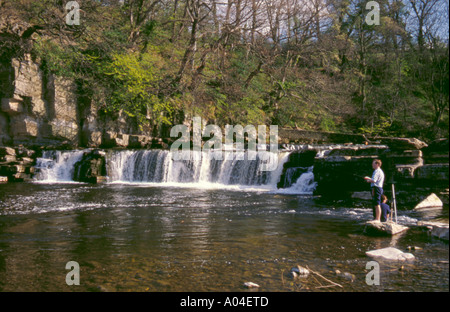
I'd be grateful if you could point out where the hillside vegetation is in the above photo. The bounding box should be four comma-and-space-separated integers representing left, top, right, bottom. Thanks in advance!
1, 0, 448, 141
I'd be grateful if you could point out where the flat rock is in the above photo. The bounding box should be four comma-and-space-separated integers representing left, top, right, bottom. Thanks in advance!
364, 221, 409, 235
414, 193, 443, 210
366, 247, 415, 261
372, 137, 428, 150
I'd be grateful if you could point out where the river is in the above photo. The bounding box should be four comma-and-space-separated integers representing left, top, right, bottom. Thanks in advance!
0, 150, 448, 292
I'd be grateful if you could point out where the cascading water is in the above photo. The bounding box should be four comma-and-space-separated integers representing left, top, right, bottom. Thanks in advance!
277, 167, 317, 194
106, 150, 290, 188
33, 149, 318, 194
34, 150, 85, 182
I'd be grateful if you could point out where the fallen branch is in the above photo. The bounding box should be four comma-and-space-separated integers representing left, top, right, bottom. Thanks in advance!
306, 265, 343, 289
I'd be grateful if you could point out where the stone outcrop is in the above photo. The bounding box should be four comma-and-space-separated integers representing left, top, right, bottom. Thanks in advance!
73, 150, 107, 183
422, 138, 449, 164
309, 138, 448, 208
277, 149, 317, 188
312, 145, 390, 198
0, 53, 155, 149
369, 136, 428, 150
0, 145, 37, 182
279, 129, 367, 145
0, 54, 78, 145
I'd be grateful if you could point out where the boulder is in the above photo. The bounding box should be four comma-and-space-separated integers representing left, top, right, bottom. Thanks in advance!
414, 193, 443, 210
11, 172, 31, 182
1, 155, 17, 162
73, 150, 107, 183
364, 220, 409, 236
101, 131, 118, 148
0, 146, 16, 156
366, 247, 415, 261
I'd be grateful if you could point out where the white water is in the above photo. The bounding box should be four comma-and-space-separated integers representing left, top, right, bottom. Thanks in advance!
33, 149, 318, 194
34, 150, 85, 182
276, 167, 317, 195
107, 150, 290, 187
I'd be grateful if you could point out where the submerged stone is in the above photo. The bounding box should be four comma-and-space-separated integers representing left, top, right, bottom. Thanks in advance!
417, 221, 449, 241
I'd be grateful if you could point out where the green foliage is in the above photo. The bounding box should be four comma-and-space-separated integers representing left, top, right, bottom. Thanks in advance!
358, 116, 392, 136
32, 38, 81, 78
320, 116, 337, 132
99, 52, 173, 125
3, 0, 447, 140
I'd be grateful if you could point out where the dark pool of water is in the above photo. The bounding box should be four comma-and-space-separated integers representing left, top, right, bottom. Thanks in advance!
0, 183, 448, 292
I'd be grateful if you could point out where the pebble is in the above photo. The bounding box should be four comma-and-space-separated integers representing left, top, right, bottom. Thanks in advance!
335, 270, 356, 282
290, 265, 310, 278
243, 282, 260, 288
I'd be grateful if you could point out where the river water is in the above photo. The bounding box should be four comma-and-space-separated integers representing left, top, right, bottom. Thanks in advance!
0, 150, 448, 292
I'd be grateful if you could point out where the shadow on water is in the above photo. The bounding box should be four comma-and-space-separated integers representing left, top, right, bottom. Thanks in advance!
0, 182, 448, 292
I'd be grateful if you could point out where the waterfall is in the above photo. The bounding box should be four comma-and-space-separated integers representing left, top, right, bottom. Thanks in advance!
106, 150, 290, 188
278, 167, 317, 194
34, 150, 85, 182
33, 149, 318, 194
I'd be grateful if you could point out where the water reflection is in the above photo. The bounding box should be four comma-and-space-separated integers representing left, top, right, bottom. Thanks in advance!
0, 182, 448, 291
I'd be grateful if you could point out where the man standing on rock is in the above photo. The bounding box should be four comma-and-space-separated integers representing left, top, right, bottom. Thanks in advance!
364, 159, 385, 222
